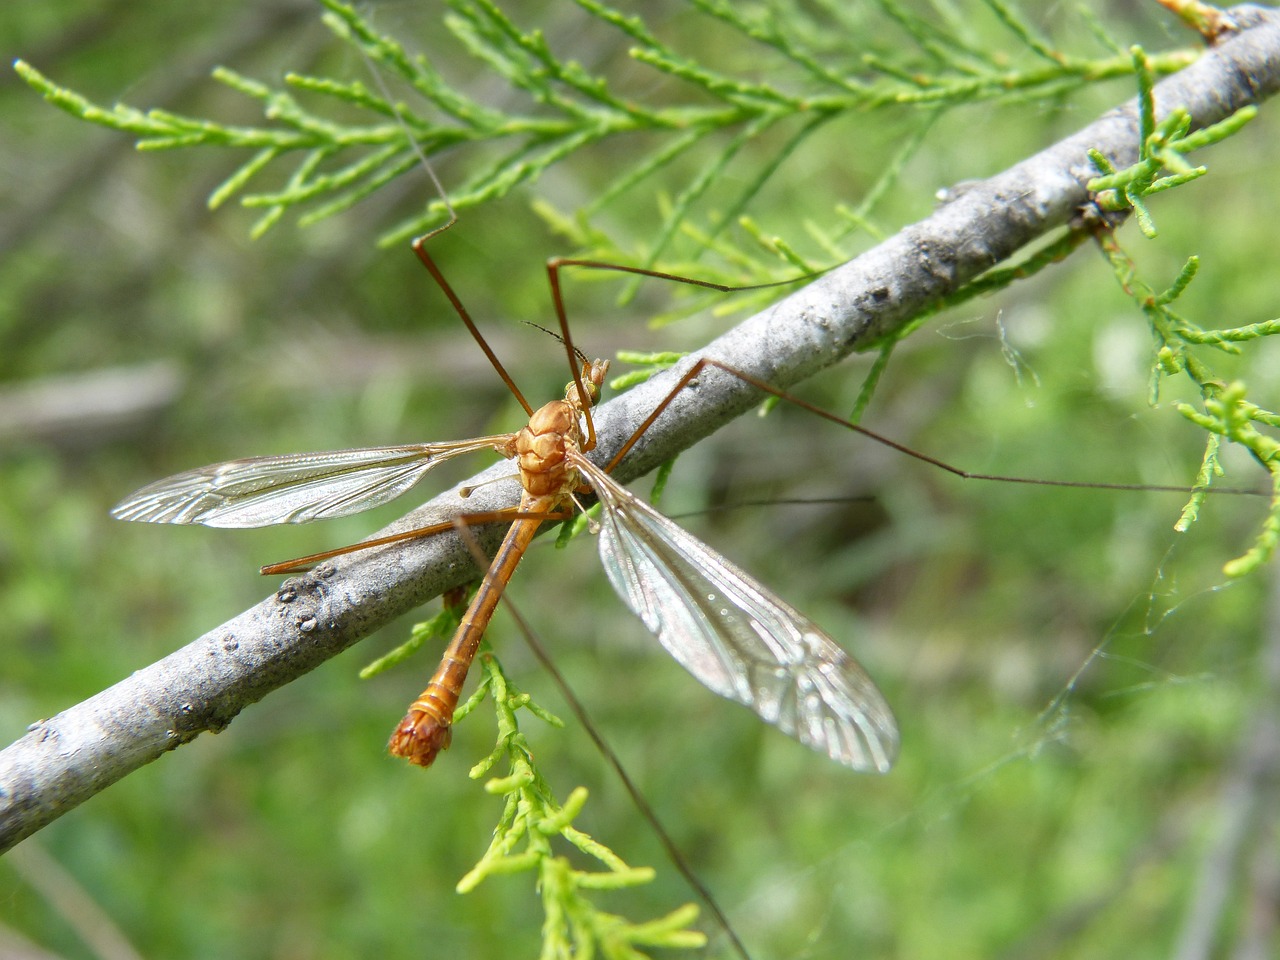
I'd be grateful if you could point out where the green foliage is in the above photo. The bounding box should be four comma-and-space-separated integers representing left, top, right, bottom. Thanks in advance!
1088, 46, 1258, 237
456, 654, 704, 960
1178, 385, 1280, 576
359, 593, 466, 679
608, 350, 685, 391
350, 568, 699, 955
14, 0, 1195, 261
6, 2, 1280, 959
359, 598, 703, 956
1093, 234, 1280, 573
1081, 46, 1278, 576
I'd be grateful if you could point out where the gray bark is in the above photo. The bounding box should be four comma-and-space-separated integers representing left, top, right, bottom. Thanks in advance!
4, 6, 1279, 853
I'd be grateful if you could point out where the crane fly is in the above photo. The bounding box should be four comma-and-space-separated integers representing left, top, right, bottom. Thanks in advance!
110, 235, 900, 774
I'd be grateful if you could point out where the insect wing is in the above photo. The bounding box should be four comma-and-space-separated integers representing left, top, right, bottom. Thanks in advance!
576, 457, 898, 773
111, 437, 512, 528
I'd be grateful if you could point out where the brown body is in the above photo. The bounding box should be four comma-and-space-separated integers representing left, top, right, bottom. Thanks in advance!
388, 375, 601, 766
109, 236, 902, 776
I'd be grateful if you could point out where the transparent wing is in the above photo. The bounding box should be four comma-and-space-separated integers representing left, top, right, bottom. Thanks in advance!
575, 456, 898, 773
111, 437, 512, 528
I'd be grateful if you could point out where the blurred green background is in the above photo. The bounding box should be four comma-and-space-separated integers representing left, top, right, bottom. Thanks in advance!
3, 2, 1278, 958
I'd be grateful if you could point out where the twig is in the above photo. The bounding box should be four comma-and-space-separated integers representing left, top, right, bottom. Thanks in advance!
3, 6, 1279, 852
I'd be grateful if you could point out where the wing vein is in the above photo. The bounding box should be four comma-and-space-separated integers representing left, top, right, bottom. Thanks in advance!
111, 437, 511, 527
573, 455, 898, 773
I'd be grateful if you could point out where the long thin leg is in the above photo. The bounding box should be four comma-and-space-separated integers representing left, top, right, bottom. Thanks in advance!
492, 590, 754, 960
544, 257, 818, 455
395, 153, 534, 417
523, 257, 1263, 499
412, 236, 534, 417
602, 357, 1266, 499
259, 508, 570, 575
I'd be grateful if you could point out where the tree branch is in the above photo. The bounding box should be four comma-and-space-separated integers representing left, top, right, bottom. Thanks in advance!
4, 6, 1279, 853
